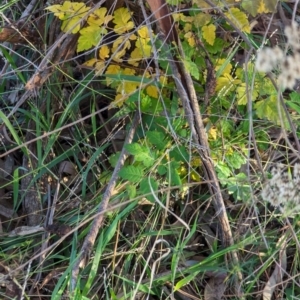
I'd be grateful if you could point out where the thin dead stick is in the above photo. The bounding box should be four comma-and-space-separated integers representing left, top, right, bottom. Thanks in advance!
145, 0, 244, 296
70, 110, 140, 291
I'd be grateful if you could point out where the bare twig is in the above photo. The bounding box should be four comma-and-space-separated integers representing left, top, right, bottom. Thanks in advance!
70, 111, 140, 290
145, 0, 244, 296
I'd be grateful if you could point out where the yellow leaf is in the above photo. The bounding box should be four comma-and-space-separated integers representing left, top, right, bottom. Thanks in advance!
112, 36, 131, 53
129, 33, 137, 40
105, 65, 121, 85
94, 60, 106, 76
146, 85, 158, 98
183, 23, 192, 32
191, 171, 201, 182
48, 1, 90, 33
236, 83, 259, 105
202, 24, 216, 46
111, 37, 131, 62
112, 93, 127, 107
105, 64, 121, 74
112, 49, 126, 63
137, 26, 150, 39
83, 58, 98, 67
184, 32, 195, 47
99, 45, 110, 60
77, 25, 106, 52
83, 58, 106, 75
129, 48, 142, 66
180, 15, 194, 23
87, 7, 113, 26
257, 0, 269, 14
117, 71, 138, 95
128, 36, 151, 65
192, 0, 214, 8
135, 37, 151, 56
216, 73, 241, 92
194, 13, 212, 27
208, 126, 218, 140
215, 59, 232, 75
46, 4, 65, 19
123, 68, 136, 76
225, 7, 251, 33
113, 7, 134, 34
117, 81, 138, 95
61, 18, 82, 34
47, 1, 89, 18
172, 13, 182, 22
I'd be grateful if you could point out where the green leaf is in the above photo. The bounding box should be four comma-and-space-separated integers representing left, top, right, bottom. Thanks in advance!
139, 177, 158, 202
146, 131, 167, 150
157, 165, 167, 176
109, 152, 121, 168
125, 143, 155, 167
170, 161, 182, 186
226, 151, 246, 169
175, 273, 197, 291
170, 146, 189, 162
126, 184, 136, 199
183, 58, 200, 80
216, 162, 231, 181
254, 95, 286, 126
119, 165, 144, 183
204, 37, 225, 54
125, 143, 143, 155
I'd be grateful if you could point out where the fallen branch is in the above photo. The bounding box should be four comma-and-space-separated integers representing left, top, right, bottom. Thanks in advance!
70, 111, 140, 291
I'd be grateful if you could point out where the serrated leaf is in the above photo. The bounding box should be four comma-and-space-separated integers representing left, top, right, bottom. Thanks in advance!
87, 7, 112, 26
47, 1, 90, 33
137, 26, 150, 39
113, 7, 134, 34
146, 85, 158, 98
99, 45, 110, 60
119, 165, 144, 183
241, 0, 260, 17
126, 184, 136, 199
125, 143, 154, 167
193, 13, 212, 27
202, 24, 216, 46
236, 83, 259, 105
125, 143, 143, 155
105, 65, 121, 85
77, 26, 106, 52
183, 58, 199, 80
184, 32, 195, 47
215, 58, 232, 76
146, 131, 166, 150
226, 151, 246, 169
109, 152, 120, 168
225, 7, 251, 33
263, 0, 277, 12
204, 37, 224, 54
170, 146, 189, 162
254, 95, 288, 127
